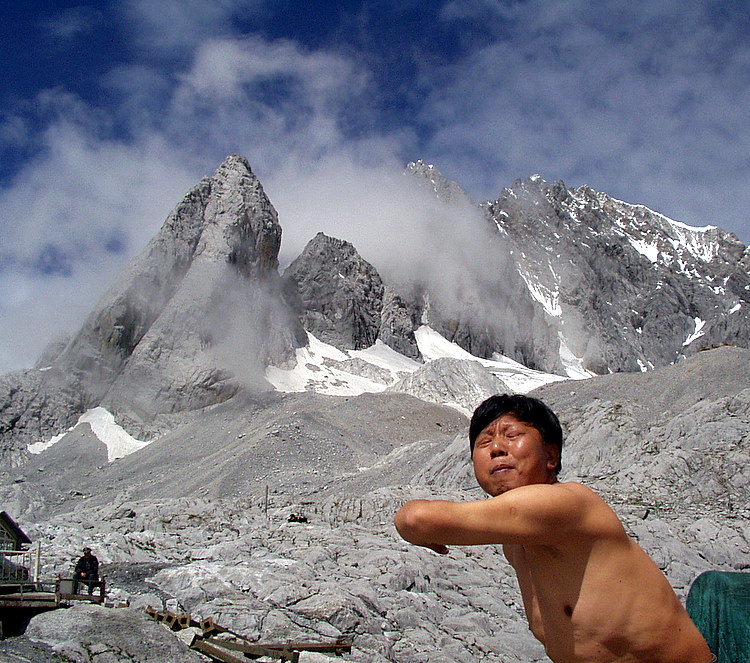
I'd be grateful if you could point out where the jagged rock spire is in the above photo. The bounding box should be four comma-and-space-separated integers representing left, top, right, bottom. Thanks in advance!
46, 155, 303, 429
283, 232, 419, 358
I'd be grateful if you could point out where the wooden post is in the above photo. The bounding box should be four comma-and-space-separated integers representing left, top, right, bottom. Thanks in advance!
33, 541, 41, 584
192, 640, 248, 663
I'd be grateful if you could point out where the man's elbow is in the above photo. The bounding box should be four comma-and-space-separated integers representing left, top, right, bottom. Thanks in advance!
394, 500, 435, 544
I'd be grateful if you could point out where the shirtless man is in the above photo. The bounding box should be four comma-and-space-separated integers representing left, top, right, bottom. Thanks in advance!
394, 394, 712, 663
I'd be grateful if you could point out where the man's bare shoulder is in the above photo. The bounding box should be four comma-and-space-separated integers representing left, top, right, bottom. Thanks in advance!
549, 481, 609, 503
499, 481, 626, 541
500, 481, 608, 509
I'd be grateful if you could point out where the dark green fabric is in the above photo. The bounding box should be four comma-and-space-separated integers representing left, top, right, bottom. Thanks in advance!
687, 571, 750, 663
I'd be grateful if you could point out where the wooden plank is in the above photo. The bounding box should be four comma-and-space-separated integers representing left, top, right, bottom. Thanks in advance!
205, 639, 297, 661
214, 639, 351, 654
0, 598, 60, 608
207, 638, 351, 659
191, 639, 249, 663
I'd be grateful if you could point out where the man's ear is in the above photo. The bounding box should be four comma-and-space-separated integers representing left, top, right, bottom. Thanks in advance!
545, 443, 560, 472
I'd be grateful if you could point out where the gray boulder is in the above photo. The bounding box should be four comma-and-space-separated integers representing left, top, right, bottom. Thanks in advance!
23, 604, 205, 662
387, 357, 510, 414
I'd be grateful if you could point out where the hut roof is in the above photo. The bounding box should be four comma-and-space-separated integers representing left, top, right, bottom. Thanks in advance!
0, 511, 32, 547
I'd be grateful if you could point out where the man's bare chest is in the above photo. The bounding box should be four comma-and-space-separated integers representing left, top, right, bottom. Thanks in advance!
505, 544, 583, 627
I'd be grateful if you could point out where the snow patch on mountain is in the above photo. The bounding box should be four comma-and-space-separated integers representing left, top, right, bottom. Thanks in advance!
518, 267, 562, 317
683, 317, 707, 346
265, 332, 420, 396
637, 358, 656, 372
266, 325, 570, 401
416, 326, 571, 392
28, 407, 151, 462
607, 196, 721, 266
558, 333, 596, 379
628, 237, 660, 263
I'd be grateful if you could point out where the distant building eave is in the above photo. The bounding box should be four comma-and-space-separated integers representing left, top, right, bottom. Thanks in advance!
0, 511, 32, 547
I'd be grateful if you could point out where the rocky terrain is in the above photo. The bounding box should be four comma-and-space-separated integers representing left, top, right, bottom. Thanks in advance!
2, 345, 748, 662
1, 155, 749, 661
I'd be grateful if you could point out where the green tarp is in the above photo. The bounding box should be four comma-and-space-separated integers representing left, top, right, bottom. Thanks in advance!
687, 571, 750, 663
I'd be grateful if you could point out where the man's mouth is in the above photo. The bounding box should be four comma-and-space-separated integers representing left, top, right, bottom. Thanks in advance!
491, 464, 514, 475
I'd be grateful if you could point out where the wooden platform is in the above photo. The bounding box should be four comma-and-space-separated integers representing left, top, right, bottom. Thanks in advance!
0, 578, 105, 608
0, 591, 62, 609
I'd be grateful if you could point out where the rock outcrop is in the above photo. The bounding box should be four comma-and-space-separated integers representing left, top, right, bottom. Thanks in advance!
0, 368, 82, 468
60, 154, 304, 424
387, 357, 510, 414
284, 233, 390, 351
0, 156, 306, 458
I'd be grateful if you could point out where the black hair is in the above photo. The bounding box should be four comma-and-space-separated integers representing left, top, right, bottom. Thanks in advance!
469, 394, 563, 474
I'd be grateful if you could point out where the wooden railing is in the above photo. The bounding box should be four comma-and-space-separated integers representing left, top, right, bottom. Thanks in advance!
0, 541, 40, 584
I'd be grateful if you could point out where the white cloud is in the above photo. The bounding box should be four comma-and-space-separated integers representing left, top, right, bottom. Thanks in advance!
164, 35, 375, 170
266, 154, 506, 324
0, 109, 199, 372
427, 0, 750, 234
121, 0, 266, 57
37, 6, 103, 40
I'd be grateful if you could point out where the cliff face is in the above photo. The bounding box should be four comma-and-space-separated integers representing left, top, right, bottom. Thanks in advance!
1, 156, 304, 461
282, 166, 750, 378
58, 155, 303, 423
283, 233, 388, 351
482, 176, 750, 374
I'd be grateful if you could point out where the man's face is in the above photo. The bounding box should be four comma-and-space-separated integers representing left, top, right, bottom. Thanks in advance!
472, 414, 559, 496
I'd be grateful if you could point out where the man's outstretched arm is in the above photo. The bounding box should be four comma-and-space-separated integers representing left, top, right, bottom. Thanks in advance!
395, 483, 619, 552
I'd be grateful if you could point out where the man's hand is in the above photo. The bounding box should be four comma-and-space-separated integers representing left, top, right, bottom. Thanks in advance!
423, 542, 449, 555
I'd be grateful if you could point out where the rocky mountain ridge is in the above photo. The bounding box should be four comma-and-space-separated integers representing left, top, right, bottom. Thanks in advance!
482, 174, 750, 373
3, 154, 749, 465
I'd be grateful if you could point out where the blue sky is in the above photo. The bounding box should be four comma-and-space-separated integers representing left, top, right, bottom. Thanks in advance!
2, 0, 749, 373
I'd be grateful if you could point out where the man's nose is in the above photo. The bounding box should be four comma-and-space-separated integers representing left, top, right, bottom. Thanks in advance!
489, 436, 507, 456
